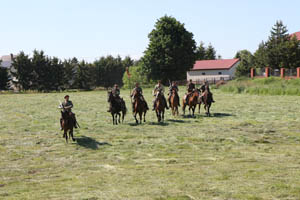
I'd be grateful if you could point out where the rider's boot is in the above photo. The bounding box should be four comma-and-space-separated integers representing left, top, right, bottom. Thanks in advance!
164, 97, 169, 109
107, 103, 112, 112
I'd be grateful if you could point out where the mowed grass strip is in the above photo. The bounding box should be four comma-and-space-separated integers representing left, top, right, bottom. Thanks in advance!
1, 87, 300, 200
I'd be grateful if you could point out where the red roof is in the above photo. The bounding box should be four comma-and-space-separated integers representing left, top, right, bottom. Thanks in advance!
192, 58, 240, 70
290, 31, 300, 40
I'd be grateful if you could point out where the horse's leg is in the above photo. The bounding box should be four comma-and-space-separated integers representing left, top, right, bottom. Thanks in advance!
182, 99, 185, 115
162, 110, 164, 122
118, 113, 121, 124
143, 111, 146, 122
134, 112, 138, 124
139, 111, 142, 124
70, 128, 75, 142
65, 130, 68, 143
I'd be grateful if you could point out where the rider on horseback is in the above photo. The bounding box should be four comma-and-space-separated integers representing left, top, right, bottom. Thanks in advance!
152, 80, 169, 110
60, 95, 78, 130
131, 82, 149, 112
185, 79, 196, 105
199, 81, 215, 103
168, 81, 180, 107
107, 84, 121, 112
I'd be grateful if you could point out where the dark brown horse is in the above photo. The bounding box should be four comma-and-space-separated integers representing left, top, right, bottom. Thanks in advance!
132, 90, 147, 124
107, 91, 127, 125
182, 90, 199, 116
61, 111, 75, 143
170, 88, 179, 116
154, 90, 166, 122
198, 90, 213, 117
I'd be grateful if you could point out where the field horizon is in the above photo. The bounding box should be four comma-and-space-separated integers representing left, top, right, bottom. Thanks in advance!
1, 87, 300, 200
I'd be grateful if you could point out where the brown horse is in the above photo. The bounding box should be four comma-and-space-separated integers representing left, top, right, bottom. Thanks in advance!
154, 90, 166, 122
198, 90, 213, 117
170, 88, 179, 116
132, 91, 148, 124
61, 111, 75, 143
182, 90, 199, 116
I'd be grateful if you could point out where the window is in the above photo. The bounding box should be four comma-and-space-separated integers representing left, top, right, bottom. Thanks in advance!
202, 72, 206, 75
218, 72, 222, 75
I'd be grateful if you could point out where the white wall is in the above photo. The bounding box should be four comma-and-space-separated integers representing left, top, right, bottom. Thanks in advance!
186, 61, 239, 81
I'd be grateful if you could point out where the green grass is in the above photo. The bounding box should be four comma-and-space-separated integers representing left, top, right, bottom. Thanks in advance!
220, 77, 300, 95
1, 87, 300, 199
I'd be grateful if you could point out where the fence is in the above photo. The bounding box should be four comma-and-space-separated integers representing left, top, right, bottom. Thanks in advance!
251, 67, 300, 79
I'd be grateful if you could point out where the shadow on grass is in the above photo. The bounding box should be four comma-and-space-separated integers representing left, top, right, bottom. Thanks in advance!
148, 122, 169, 126
181, 114, 197, 119
166, 119, 190, 123
76, 136, 111, 150
212, 113, 234, 118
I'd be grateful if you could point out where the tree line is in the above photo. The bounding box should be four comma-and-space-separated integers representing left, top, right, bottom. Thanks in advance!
235, 20, 300, 77
1, 15, 220, 91
2, 50, 134, 91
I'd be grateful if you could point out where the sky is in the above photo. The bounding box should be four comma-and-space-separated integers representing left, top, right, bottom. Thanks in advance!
1, 0, 300, 61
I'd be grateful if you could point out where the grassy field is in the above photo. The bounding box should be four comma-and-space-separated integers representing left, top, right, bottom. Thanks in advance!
1, 87, 300, 200
220, 77, 300, 96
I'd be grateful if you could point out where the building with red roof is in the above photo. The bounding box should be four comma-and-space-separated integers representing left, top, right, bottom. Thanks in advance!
187, 58, 240, 82
290, 31, 300, 40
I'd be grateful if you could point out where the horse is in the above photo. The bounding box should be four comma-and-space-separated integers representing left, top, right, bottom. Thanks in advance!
182, 90, 199, 116
107, 91, 127, 125
132, 90, 148, 124
198, 90, 213, 117
170, 88, 179, 116
61, 111, 75, 143
154, 90, 166, 122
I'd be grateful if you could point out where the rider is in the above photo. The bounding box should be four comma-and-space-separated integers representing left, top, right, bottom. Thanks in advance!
60, 95, 78, 130
168, 81, 180, 107
185, 79, 196, 105
131, 82, 149, 112
152, 80, 169, 110
200, 81, 215, 103
107, 84, 121, 112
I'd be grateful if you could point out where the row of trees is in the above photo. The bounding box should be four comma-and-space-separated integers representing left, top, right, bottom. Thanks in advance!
2, 15, 220, 91
6, 50, 133, 91
235, 21, 300, 77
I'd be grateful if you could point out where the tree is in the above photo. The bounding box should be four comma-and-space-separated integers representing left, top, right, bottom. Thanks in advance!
142, 15, 196, 83
265, 20, 290, 69
122, 64, 149, 89
205, 43, 217, 60
10, 52, 34, 90
63, 58, 79, 89
195, 41, 206, 60
234, 50, 254, 77
253, 41, 268, 69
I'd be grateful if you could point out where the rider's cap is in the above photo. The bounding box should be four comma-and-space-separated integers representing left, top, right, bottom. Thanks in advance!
190, 79, 192, 82
64, 95, 69, 99
114, 84, 118, 87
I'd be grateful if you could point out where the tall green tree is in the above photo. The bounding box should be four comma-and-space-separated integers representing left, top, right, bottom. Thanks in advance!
142, 15, 196, 83
63, 57, 78, 89
265, 20, 290, 69
10, 52, 33, 90
195, 41, 206, 60
234, 50, 254, 77
205, 43, 217, 60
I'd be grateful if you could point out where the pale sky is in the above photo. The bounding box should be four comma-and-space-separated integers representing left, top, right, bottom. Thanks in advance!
1, 0, 299, 61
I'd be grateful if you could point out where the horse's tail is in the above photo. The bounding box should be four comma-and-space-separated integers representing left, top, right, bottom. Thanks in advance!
76, 121, 80, 128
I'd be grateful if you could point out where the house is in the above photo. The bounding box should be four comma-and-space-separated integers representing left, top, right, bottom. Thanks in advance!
0, 55, 13, 69
186, 58, 240, 82
290, 31, 300, 40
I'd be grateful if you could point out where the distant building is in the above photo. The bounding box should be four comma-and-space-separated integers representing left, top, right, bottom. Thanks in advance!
186, 58, 240, 82
0, 55, 14, 69
290, 31, 300, 40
